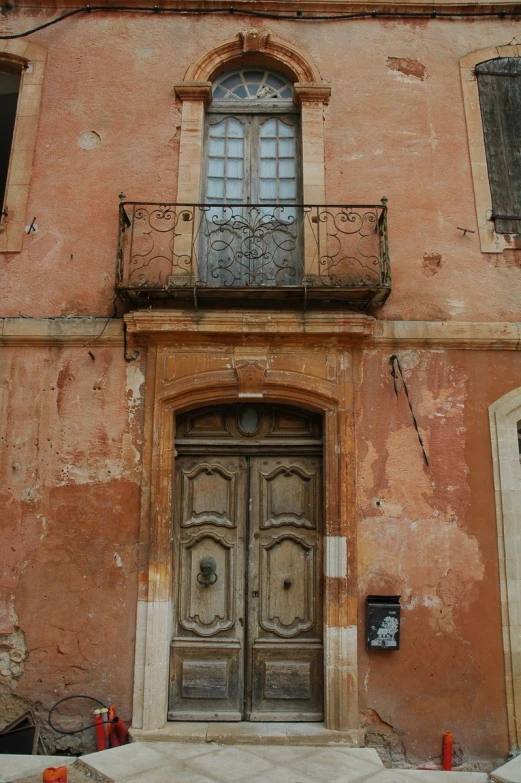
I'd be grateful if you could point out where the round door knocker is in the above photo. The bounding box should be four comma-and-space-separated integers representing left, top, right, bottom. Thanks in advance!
197, 557, 218, 587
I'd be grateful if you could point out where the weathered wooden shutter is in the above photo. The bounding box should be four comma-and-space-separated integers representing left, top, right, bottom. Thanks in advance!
476, 58, 521, 234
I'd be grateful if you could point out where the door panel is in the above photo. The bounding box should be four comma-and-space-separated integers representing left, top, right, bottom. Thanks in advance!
247, 456, 323, 721
250, 645, 324, 721
169, 455, 247, 720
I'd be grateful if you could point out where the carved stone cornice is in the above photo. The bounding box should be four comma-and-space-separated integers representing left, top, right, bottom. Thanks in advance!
174, 82, 212, 106
2, 315, 521, 351
0, 317, 123, 346
294, 83, 331, 105
124, 310, 376, 342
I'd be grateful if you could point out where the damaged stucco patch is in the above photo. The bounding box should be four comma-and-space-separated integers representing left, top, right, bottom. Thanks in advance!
387, 56, 426, 80
363, 708, 407, 766
422, 252, 443, 276
0, 628, 27, 683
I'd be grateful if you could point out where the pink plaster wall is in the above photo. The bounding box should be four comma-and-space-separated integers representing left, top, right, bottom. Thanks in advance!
357, 349, 521, 764
0, 12, 520, 318
0, 345, 144, 750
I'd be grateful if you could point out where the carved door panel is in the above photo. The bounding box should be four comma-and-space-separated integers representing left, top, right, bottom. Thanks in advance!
169, 455, 247, 720
247, 456, 323, 721
169, 414, 323, 722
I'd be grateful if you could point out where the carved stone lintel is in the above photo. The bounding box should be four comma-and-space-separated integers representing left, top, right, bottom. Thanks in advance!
239, 29, 270, 53
174, 81, 213, 106
294, 82, 331, 106
235, 360, 266, 398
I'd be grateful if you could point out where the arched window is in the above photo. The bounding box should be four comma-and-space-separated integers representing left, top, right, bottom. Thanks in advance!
200, 68, 301, 286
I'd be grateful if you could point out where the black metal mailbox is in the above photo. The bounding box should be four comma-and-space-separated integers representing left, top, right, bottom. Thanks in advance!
366, 596, 401, 650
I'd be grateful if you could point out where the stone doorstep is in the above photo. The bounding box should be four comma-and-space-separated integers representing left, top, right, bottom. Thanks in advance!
129, 721, 364, 746
492, 753, 521, 783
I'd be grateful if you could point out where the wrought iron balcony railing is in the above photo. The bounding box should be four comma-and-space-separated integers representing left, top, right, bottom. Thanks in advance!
116, 201, 391, 308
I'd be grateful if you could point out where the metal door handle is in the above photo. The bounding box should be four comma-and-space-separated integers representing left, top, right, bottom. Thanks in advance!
197, 557, 218, 587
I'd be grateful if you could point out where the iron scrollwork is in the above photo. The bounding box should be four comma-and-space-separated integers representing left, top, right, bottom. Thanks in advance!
116, 200, 390, 304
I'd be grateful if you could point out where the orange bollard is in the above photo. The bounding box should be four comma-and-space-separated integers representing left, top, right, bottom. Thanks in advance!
43, 767, 67, 783
442, 731, 453, 771
112, 716, 129, 745
93, 709, 108, 751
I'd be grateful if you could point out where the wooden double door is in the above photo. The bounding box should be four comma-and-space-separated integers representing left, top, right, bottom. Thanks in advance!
169, 405, 323, 721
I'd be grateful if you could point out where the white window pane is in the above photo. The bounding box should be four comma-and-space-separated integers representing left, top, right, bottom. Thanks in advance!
280, 179, 296, 199
213, 69, 293, 102
266, 74, 285, 89
208, 158, 225, 177
227, 158, 243, 178
222, 73, 242, 89
260, 179, 277, 199
260, 159, 277, 178
261, 139, 277, 158
207, 178, 225, 198
279, 158, 295, 178
227, 138, 244, 157
210, 121, 226, 138
260, 119, 278, 138
209, 138, 225, 156
226, 179, 243, 199
227, 118, 244, 138
279, 139, 295, 157
278, 122, 295, 138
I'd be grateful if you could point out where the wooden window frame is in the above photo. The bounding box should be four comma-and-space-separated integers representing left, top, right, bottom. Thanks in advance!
460, 45, 521, 253
0, 41, 47, 254
203, 109, 302, 204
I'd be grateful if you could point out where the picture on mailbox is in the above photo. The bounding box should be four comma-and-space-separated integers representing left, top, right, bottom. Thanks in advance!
366, 596, 401, 650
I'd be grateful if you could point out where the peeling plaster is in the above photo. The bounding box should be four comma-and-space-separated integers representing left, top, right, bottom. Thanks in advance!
387, 56, 426, 80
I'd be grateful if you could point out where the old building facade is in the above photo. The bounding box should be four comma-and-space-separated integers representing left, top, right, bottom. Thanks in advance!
1, 0, 521, 767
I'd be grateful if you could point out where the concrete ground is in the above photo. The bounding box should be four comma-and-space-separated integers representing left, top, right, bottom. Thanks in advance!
1, 743, 495, 783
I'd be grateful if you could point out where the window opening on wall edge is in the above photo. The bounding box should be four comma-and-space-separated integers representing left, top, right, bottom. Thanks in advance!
0, 61, 22, 220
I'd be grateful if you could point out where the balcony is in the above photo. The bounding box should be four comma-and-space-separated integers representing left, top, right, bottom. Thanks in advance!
115, 201, 391, 308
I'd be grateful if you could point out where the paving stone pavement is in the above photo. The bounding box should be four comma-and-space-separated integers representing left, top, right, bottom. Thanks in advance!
77, 742, 492, 783
491, 753, 521, 782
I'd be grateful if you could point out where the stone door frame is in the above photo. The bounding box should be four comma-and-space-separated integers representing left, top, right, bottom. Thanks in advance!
489, 386, 521, 750
128, 316, 366, 735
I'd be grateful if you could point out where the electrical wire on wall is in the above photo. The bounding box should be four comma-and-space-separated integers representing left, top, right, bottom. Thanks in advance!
389, 354, 429, 467
1, 3, 521, 39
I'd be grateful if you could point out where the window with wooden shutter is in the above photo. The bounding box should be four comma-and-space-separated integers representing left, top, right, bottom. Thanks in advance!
476, 58, 521, 235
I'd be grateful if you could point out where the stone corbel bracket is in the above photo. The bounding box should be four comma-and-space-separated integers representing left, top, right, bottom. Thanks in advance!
294, 83, 331, 106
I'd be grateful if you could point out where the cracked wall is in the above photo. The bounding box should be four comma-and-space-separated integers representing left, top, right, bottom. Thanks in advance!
357, 349, 521, 766
0, 344, 144, 752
